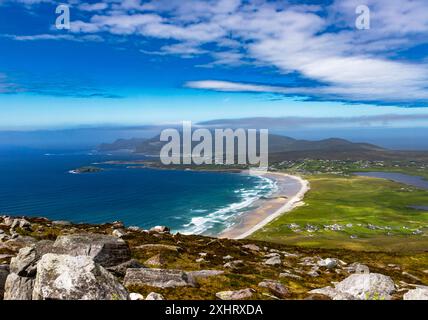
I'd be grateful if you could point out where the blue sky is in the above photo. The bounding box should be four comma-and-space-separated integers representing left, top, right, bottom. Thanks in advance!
1, 0, 428, 130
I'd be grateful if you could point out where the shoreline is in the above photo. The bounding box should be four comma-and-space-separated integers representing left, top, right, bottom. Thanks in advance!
218, 172, 310, 240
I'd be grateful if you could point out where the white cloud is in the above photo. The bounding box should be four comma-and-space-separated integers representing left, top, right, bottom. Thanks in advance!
8, 0, 428, 104
78, 2, 108, 12
2, 33, 103, 42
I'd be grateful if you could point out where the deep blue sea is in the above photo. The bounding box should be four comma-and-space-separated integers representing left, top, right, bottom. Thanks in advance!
0, 148, 275, 235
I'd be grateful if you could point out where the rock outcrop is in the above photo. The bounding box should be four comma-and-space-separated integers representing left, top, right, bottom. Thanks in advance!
403, 286, 428, 300
124, 268, 196, 288
310, 273, 395, 300
32, 254, 128, 300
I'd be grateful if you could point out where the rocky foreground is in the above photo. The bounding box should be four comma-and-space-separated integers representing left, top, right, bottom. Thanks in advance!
0, 216, 427, 300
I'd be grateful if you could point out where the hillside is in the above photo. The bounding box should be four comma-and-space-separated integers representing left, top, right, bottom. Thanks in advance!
1, 216, 427, 300
98, 133, 428, 161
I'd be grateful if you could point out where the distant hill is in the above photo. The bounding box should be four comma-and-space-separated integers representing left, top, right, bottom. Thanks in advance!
97, 133, 428, 161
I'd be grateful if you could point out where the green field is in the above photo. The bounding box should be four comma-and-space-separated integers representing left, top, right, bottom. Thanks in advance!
251, 174, 428, 252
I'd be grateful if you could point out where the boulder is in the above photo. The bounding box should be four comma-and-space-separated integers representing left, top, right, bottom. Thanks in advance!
10, 240, 55, 277
149, 226, 170, 233
310, 273, 395, 300
264, 256, 281, 266
32, 253, 128, 300
146, 292, 165, 300
3, 273, 34, 300
258, 280, 289, 298
112, 229, 127, 238
279, 272, 302, 280
106, 259, 145, 277
2, 217, 14, 227
242, 244, 260, 251
216, 288, 254, 300
53, 234, 131, 267
317, 258, 338, 269
187, 270, 224, 279
403, 286, 428, 300
0, 264, 9, 299
3, 236, 37, 252
129, 292, 145, 300
224, 260, 244, 269
346, 262, 370, 274
124, 268, 196, 288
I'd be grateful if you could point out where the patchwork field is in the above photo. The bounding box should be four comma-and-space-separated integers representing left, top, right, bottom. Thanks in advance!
251, 174, 428, 252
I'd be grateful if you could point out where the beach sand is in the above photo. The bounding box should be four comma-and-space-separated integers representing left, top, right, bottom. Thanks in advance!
218, 172, 310, 239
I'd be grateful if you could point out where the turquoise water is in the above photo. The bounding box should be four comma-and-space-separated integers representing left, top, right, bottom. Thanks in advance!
0, 149, 275, 235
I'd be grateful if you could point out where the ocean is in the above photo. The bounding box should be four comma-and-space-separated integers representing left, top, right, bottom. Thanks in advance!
0, 148, 276, 235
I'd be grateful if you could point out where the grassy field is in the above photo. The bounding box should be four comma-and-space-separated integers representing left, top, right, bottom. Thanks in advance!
251, 174, 428, 252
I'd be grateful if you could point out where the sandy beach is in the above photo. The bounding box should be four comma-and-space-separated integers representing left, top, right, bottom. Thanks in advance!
218, 172, 310, 239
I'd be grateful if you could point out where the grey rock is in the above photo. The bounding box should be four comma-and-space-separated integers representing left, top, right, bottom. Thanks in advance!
146, 292, 165, 300
317, 258, 338, 269
3, 236, 37, 252
149, 226, 170, 233
224, 260, 244, 269
258, 280, 289, 298
124, 268, 196, 288
10, 240, 55, 277
3, 273, 35, 300
32, 253, 128, 300
242, 244, 260, 251
311, 273, 395, 300
187, 270, 224, 279
264, 256, 281, 266
106, 259, 145, 277
279, 272, 302, 280
346, 262, 370, 274
216, 288, 254, 300
129, 292, 144, 300
0, 264, 9, 299
145, 254, 167, 266
403, 286, 428, 300
53, 233, 131, 267
112, 229, 127, 238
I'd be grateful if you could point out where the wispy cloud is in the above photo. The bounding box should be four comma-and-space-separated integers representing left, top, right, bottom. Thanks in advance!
3, 0, 428, 105
198, 114, 428, 128
2, 33, 103, 42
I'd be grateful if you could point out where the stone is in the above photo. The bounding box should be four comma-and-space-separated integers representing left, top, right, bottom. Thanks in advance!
145, 254, 167, 266
53, 234, 131, 267
311, 273, 395, 300
224, 260, 244, 269
187, 270, 224, 279
242, 244, 260, 251
32, 254, 128, 300
112, 229, 127, 238
106, 259, 145, 277
0, 264, 9, 299
317, 258, 338, 269
124, 268, 196, 288
335, 273, 395, 300
279, 272, 302, 280
258, 280, 289, 298
403, 286, 428, 300
129, 292, 145, 300
264, 256, 281, 266
146, 292, 165, 300
4, 236, 37, 252
2, 217, 14, 226
216, 288, 254, 300
149, 226, 170, 233
10, 240, 55, 277
346, 262, 370, 274
127, 226, 142, 232
3, 273, 35, 300
223, 255, 233, 260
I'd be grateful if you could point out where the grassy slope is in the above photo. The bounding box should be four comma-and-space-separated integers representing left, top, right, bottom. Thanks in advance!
251, 174, 428, 252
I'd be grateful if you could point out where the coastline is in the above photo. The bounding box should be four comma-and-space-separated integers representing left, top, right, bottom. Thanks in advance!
218, 172, 310, 240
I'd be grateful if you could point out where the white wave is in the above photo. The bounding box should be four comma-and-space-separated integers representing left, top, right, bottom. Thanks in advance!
179, 175, 278, 235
